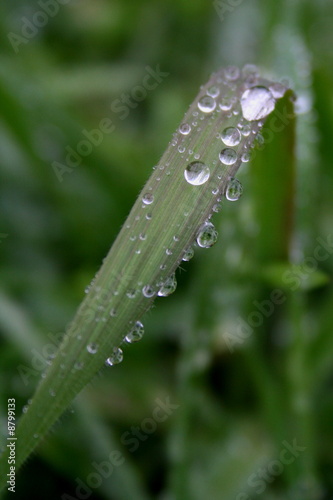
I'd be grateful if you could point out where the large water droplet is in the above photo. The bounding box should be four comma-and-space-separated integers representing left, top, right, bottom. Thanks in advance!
142, 193, 154, 205
184, 161, 210, 186
87, 343, 98, 354
240, 86, 275, 121
105, 347, 123, 366
198, 95, 216, 113
158, 273, 177, 297
221, 127, 241, 147
219, 148, 238, 165
226, 177, 243, 201
196, 222, 218, 248
125, 321, 144, 343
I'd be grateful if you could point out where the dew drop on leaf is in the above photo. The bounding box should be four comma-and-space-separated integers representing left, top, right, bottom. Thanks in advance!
197, 95, 216, 113
240, 86, 276, 121
184, 161, 210, 185
179, 123, 191, 135
219, 148, 238, 165
105, 347, 123, 366
142, 285, 156, 298
125, 321, 144, 343
221, 127, 241, 146
182, 246, 195, 262
226, 177, 243, 201
142, 193, 154, 205
196, 222, 218, 248
158, 273, 177, 297
87, 343, 98, 354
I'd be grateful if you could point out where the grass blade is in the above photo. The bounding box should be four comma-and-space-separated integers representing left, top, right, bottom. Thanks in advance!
0, 66, 292, 487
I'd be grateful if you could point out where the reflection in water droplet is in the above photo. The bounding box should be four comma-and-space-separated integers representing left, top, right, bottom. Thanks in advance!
196, 222, 218, 248
226, 178, 243, 201
221, 127, 241, 147
182, 246, 194, 262
241, 86, 275, 121
105, 347, 123, 366
198, 95, 216, 113
142, 193, 154, 205
179, 123, 191, 135
125, 321, 144, 343
158, 273, 177, 297
219, 148, 238, 165
87, 343, 98, 354
184, 161, 210, 186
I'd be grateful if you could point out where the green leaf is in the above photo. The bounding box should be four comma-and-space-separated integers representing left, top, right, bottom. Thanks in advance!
0, 66, 293, 488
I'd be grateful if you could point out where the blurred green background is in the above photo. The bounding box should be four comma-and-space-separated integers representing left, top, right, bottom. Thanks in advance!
1, 0, 333, 499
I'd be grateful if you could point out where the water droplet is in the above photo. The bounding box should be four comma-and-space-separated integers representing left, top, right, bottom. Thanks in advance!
226, 178, 243, 201
146, 213, 152, 220
139, 233, 146, 240
198, 95, 216, 113
126, 289, 136, 299
269, 82, 286, 99
178, 145, 185, 153
219, 148, 238, 165
221, 127, 241, 147
241, 152, 251, 162
219, 97, 232, 111
184, 161, 210, 186
74, 361, 84, 370
110, 308, 117, 317
105, 347, 123, 366
241, 124, 251, 136
87, 343, 98, 354
240, 86, 275, 121
158, 273, 177, 297
182, 246, 194, 262
49, 389, 56, 397
142, 285, 156, 298
224, 66, 240, 80
142, 193, 154, 205
242, 64, 259, 78
207, 85, 220, 98
179, 123, 191, 135
125, 321, 144, 343
196, 222, 218, 248
22, 405, 28, 414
